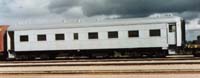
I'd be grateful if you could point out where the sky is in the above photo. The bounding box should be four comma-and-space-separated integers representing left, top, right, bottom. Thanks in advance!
0, 0, 200, 25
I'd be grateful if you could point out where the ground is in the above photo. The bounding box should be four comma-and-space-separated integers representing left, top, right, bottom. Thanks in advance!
1, 73, 200, 78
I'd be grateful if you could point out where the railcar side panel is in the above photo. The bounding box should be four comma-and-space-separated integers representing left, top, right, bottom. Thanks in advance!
13, 23, 168, 52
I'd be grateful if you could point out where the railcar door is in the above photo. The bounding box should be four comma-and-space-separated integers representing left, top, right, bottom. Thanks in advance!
168, 23, 177, 45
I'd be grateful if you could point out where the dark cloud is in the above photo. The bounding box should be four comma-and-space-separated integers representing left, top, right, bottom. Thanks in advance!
82, 0, 200, 18
48, 0, 200, 19
179, 11, 200, 19
48, 0, 80, 14
1, 0, 200, 25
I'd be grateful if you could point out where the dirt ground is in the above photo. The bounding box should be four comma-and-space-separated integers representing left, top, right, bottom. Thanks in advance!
1, 73, 200, 78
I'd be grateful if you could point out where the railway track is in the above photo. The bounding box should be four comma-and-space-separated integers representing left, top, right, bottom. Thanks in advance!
0, 55, 200, 74
1, 61, 200, 74
0, 55, 199, 67
2, 60, 200, 67
0, 56, 200, 67
0, 55, 197, 63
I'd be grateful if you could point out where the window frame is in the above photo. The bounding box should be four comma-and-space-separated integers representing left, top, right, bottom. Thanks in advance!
74, 33, 79, 40
149, 29, 161, 37
20, 35, 29, 42
55, 34, 65, 40
88, 32, 98, 39
108, 31, 118, 39
128, 30, 139, 38
37, 34, 47, 41
169, 23, 176, 32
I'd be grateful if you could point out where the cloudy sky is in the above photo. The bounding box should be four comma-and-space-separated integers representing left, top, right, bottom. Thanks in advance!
0, 0, 200, 25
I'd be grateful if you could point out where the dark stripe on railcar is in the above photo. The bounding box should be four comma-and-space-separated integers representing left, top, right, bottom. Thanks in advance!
8, 31, 15, 51
181, 20, 186, 46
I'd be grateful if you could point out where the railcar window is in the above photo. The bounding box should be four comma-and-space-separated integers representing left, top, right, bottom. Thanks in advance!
20, 35, 29, 42
149, 29, 161, 37
198, 35, 200, 41
88, 32, 98, 39
37, 34, 46, 41
169, 23, 176, 32
108, 31, 118, 38
55, 34, 65, 40
128, 30, 139, 37
74, 33, 79, 40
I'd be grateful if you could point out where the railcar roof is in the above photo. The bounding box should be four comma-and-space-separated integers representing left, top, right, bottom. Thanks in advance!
8, 16, 182, 31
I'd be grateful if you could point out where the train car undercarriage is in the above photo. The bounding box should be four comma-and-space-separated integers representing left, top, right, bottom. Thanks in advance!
9, 48, 168, 60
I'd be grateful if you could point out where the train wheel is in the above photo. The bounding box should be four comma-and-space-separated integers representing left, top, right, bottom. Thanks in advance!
146, 52, 154, 58
155, 50, 167, 58
0, 53, 7, 61
40, 54, 50, 60
113, 51, 122, 58
131, 52, 142, 58
16, 55, 28, 60
0, 56, 6, 61
88, 54, 96, 59
193, 53, 200, 57
49, 55, 56, 60
193, 54, 199, 57
193, 50, 200, 57
27, 56, 35, 60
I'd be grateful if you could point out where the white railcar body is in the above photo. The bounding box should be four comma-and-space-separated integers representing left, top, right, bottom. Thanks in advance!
8, 16, 185, 52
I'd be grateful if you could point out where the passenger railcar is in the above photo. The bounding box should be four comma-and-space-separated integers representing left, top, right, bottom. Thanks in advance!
1, 16, 186, 60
